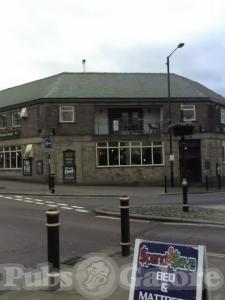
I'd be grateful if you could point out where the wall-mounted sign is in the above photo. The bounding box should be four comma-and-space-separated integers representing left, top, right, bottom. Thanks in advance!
129, 239, 210, 300
23, 158, 32, 176
36, 160, 43, 175
63, 150, 75, 166
63, 166, 76, 183
169, 154, 174, 162
0, 130, 20, 140
44, 136, 52, 152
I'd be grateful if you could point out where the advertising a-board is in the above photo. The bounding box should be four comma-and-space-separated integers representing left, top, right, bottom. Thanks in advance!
129, 239, 208, 300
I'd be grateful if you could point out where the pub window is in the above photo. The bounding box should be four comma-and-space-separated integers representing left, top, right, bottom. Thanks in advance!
59, 106, 75, 123
96, 141, 164, 167
0, 115, 7, 129
181, 105, 196, 122
0, 145, 22, 169
12, 111, 21, 127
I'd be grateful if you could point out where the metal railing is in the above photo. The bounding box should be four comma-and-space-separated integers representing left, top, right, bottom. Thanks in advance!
94, 118, 164, 135
94, 118, 213, 136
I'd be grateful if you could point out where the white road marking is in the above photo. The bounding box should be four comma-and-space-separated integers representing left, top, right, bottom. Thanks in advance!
95, 216, 120, 220
0, 195, 89, 214
75, 209, 89, 213
95, 215, 150, 223
47, 204, 57, 208
61, 206, 73, 210
208, 252, 225, 259
71, 205, 84, 209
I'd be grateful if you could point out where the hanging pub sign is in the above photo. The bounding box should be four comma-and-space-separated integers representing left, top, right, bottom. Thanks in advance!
129, 239, 210, 300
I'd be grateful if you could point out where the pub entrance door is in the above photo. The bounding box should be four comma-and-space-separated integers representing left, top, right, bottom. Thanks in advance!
179, 139, 201, 183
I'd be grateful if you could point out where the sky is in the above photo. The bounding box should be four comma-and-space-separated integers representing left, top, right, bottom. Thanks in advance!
1, 0, 225, 95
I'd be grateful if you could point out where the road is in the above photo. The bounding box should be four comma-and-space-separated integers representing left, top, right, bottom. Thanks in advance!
0, 192, 225, 298
0, 192, 225, 265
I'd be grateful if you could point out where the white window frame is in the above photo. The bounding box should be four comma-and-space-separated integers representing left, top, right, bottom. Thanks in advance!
59, 106, 75, 123
0, 145, 22, 169
12, 111, 21, 127
181, 104, 196, 122
221, 108, 225, 124
96, 141, 164, 167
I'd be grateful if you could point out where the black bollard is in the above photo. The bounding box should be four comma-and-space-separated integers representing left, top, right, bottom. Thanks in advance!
48, 153, 51, 190
205, 175, 209, 192
120, 195, 131, 257
46, 208, 60, 290
51, 173, 55, 194
164, 176, 168, 193
182, 178, 189, 212
218, 174, 221, 190
48, 174, 52, 190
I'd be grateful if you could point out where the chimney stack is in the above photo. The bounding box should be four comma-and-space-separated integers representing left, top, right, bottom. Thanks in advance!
82, 59, 86, 72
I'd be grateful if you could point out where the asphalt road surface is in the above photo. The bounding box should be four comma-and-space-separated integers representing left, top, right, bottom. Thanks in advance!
0, 193, 225, 265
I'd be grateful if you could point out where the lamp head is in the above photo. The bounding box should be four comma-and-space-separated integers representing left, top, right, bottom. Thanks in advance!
177, 43, 185, 48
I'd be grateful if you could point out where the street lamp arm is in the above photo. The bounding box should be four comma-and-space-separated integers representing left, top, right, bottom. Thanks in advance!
167, 43, 185, 61
167, 47, 178, 60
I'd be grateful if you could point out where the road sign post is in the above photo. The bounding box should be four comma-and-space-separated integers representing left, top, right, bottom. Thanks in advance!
44, 136, 53, 191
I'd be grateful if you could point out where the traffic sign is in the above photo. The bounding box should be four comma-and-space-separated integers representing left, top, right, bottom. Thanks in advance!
44, 136, 52, 152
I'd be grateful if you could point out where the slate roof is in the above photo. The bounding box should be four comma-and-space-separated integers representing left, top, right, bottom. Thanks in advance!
0, 72, 224, 109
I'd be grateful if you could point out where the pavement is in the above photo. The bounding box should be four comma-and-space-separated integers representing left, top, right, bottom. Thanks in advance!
0, 179, 223, 197
0, 249, 224, 300
95, 204, 225, 225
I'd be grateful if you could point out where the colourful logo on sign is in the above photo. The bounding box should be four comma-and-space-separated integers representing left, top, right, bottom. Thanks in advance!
139, 245, 197, 272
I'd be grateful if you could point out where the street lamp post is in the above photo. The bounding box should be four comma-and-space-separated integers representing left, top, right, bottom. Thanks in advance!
166, 42, 185, 187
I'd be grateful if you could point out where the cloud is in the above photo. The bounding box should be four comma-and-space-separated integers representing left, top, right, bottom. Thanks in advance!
0, 0, 225, 96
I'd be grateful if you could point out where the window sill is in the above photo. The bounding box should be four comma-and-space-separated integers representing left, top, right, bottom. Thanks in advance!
59, 121, 75, 123
96, 164, 165, 168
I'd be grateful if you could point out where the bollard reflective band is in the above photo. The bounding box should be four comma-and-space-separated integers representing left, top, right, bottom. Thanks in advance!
120, 205, 130, 209
46, 222, 60, 227
46, 210, 59, 216
120, 196, 130, 201
120, 242, 131, 246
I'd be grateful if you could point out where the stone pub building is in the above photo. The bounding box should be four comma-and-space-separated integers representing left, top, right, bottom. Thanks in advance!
0, 72, 224, 185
